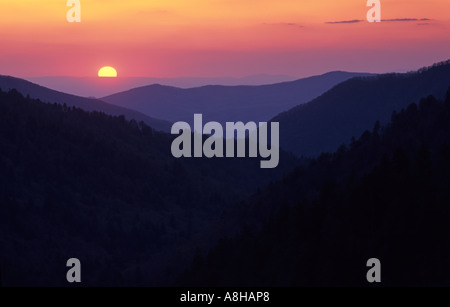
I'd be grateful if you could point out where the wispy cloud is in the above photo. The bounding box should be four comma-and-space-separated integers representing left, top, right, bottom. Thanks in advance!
325, 18, 431, 24
325, 20, 363, 24
263, 22, 304, 28
382, 18, 431, 22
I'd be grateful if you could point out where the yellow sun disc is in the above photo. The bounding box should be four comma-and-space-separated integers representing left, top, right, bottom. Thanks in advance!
98, 66, 117, 77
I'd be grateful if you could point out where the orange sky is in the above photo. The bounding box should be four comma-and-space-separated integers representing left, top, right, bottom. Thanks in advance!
1, 0, 449, 77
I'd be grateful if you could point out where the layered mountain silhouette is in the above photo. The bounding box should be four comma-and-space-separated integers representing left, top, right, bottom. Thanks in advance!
101, 71, 371, 126
3, 59, 450, 287
0, 75, 172, 132
27, 74, 299, 98
273, 60, 450, 157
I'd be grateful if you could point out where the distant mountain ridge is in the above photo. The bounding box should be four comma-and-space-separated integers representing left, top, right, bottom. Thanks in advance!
272, 59, 450, 157
0, 75, 172, 132
101, 71, 372, 126
27, 74, 299, 97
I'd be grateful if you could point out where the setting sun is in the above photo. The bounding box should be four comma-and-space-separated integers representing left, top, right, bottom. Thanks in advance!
98, 66, 117, 77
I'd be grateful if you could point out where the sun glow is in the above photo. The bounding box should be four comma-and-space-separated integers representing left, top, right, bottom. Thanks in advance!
98, 66, 117, 77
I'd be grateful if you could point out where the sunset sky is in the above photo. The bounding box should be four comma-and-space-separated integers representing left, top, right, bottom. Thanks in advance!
1, 0, 450, 78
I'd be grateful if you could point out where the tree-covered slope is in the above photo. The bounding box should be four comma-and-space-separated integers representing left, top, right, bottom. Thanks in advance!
0, 88, 296, 286
179, 90, 450, 286
273, 60, 450, 157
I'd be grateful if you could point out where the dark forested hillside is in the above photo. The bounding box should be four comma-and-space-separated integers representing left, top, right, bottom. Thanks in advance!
0, 88, 297, 286
178, 89, 450, 286
0, 75, 172, 132
274, 60, 450, 157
